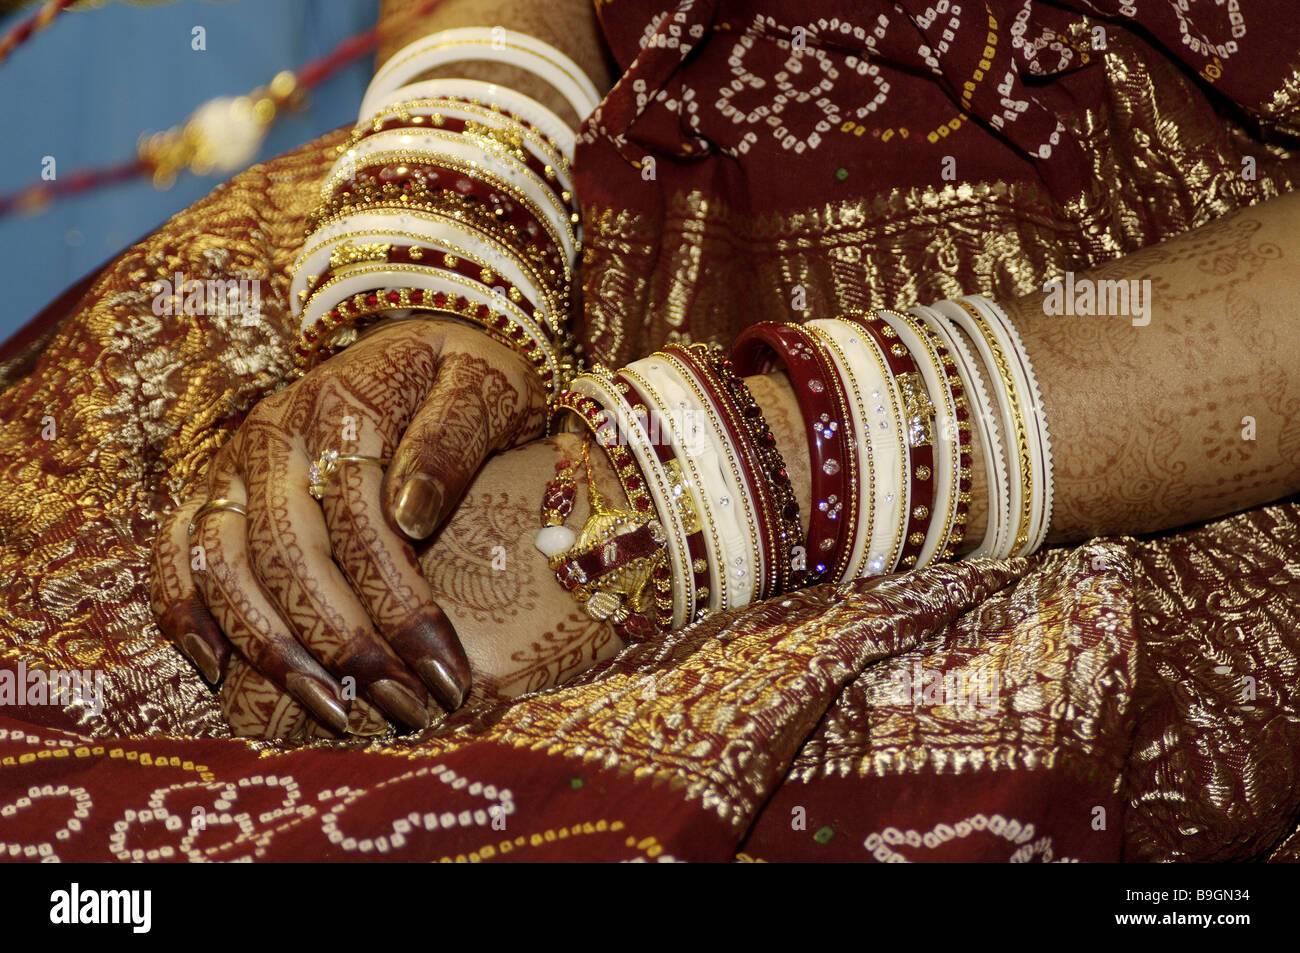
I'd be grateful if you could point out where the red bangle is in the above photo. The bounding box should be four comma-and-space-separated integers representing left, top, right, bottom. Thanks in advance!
927, 325, 974, 559
351, 111, 574, 213
303, 243, 546, 334
731, 321, 855, 585
666, 342, 804, 599
878, 309, 975, 563
299, 286, 552, 384
839, 311, 936, 571
330, 161, 565, 278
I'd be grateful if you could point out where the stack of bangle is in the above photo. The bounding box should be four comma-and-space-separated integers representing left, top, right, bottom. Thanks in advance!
540, 345, 802, 634
288, 27, 598, 394
929, 295, 1054, 558
732, 303, 1028, 583
538, 295, 1052, 641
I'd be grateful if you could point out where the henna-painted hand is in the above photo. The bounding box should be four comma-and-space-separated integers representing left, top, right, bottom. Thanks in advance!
149, 318, 547, 736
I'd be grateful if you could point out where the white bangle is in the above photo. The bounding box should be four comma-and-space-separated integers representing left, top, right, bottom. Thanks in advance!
621, 363, 723, 618
933, 296, 1052, 556
572, 373, 694, 629
300, 263, 558, 385
362, 28, 600, 131
358, 78, 576, 164
293, 208, 564, 325
292, 223, 553, 326
661, 351, 763, 609
963, 295, 1053, 554
630, 356, 756, 613
356, 96, 575, 198
809, 318, 908, 577
877, 308, 961, 569
912, 303, 1010, 561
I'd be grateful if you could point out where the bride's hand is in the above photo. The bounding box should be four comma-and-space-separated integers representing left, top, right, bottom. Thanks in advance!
212, 427, 629, 738
148, 319, 547, 733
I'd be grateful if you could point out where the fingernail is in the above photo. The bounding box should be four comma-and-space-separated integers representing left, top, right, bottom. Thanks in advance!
417, 658, 466, 711
369, 679, 431, 730
394, 473, 443, 539
180, 633, 220, 684
286, 673, 350, 735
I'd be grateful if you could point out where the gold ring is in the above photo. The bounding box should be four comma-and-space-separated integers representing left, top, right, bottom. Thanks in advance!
188, 498, 248, 536
308, 450, 389, 500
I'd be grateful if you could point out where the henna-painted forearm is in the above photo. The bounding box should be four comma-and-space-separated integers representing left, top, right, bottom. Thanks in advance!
998, 190, 1300, 543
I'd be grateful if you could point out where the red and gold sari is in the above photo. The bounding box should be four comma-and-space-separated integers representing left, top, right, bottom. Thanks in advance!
1, 0, 1298, 861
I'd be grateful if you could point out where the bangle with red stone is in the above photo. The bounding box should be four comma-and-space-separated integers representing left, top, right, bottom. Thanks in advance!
347, 106, 574, 215
297, 279, 560, 391
875, 308, 972, 565
311, 159, 568, 286
302, 244, 544, 324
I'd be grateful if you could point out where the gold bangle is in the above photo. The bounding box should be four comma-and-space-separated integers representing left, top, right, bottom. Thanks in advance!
878, 308, 963, 567
297, 263, 560, 385
293, 225, 566, 326
347, 99, 572, 180
305, 194, 563, 292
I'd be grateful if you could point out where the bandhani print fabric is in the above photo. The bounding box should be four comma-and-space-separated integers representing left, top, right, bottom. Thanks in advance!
1, 0, 1300, 861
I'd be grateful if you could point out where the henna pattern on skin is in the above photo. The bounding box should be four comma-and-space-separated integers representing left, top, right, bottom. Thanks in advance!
1009, 197, 1300, 542
420, 490, 543, 624
167, 176, 1300, 737
222, 657, 308, 739
473, 611, 618, 700
152, 317, 549, 732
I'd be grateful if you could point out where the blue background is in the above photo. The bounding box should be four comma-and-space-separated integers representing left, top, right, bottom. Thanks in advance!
0, 0, 380, 341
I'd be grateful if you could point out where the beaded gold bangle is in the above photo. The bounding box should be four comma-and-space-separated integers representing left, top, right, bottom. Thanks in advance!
349, 97, 571, 167
320, 138, 576, 265
297, 270, 561, 388
291, 222, 569, 325
318, 150, 573, 282
345, 102, 574, 212
302, 243, 545, 328
304, 176, 564, 288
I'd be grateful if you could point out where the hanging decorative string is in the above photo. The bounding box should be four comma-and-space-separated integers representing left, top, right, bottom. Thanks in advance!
0, 0, 81, 69
0, 0, 446, 219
